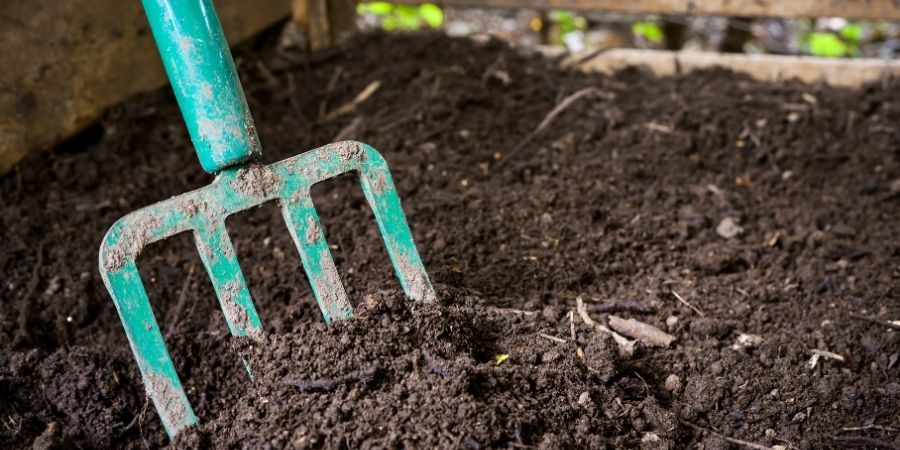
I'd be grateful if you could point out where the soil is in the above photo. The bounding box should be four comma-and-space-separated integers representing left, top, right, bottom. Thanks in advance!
1, 31, 899, 449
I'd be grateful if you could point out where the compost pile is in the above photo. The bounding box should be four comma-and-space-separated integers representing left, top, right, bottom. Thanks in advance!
2, 32, 899, 449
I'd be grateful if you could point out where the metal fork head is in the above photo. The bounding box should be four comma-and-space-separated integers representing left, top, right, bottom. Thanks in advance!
98, 141, 435, 438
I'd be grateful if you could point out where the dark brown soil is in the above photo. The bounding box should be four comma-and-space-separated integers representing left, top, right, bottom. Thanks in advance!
2, 32, 899, 449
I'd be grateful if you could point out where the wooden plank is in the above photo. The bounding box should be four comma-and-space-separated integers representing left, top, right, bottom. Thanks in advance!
394, 0, 900, 20
0, 0, 291, 175
565, 48, 900, 87
292, 0, 358, 50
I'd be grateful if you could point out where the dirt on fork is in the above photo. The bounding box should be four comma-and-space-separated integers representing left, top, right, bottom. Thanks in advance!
1, 32, 899, 449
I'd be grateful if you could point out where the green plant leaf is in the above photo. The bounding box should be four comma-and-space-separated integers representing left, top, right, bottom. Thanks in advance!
632, 21, 664, 43
382, 15, 398, 31
551, 10, 587, 34
806, 32, 847, 57
400, 5, 425, 29
360, 1, 393, 15
495, 354, 509, 365
418, 4, 444, 28
839, 22, 862, 43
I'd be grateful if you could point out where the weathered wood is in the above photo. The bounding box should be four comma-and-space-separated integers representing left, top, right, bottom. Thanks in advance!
292, 0, 358, 50
565, 48, 900, 87
0, 0, 290, 174
396, 0, 900, 20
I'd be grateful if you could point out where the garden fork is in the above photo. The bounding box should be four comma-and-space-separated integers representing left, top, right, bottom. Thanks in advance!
98, 0, 435, 439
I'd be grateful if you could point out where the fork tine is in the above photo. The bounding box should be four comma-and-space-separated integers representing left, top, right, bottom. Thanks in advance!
281, 194, 353, 323
102, 260, 197, 437
357, 144, 436, 302
194, 221, 263, 338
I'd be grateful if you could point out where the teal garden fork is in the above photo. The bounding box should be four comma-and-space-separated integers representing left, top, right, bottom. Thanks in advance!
98, 0, 435, 439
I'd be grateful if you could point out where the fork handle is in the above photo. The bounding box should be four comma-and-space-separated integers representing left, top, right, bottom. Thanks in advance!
142, 0, 261, 173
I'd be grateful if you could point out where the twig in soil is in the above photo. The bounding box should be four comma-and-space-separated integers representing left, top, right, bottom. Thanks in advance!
809, 349, 845, 363
569, 311, 576, 341
320, 80, 381, 122
498, 87, 611, 168
607, 315, 675, 348
138, 396, 150, 450
848, 312, 900, 330
255, 60, 280, 88
586, 300, 655, 314
2, 415, 22, 437
537, 333, 567, 344
123, 396, 149, 432
488, 306, 538, 317
568, 309, 597, 373
333, 116, 365, 142
828, 435, 900, 450
576, 297, 635, 356
318, 66, 344, 117
842, 424, 898, 432
671, 290, 706, 317
682, 421, 774, 450
283, 367, 378, 392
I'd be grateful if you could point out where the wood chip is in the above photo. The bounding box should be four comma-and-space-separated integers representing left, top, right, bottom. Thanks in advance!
575, 297, 635, 356
716, 217, 744, 239
607, 315, 676, 348
731, 333, 763, 351
538, 333, 567, 344
321, 80, 381, 122
810, 349, 845, 362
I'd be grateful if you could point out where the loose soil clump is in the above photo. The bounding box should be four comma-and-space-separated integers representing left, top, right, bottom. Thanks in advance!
1, 32, 899, 449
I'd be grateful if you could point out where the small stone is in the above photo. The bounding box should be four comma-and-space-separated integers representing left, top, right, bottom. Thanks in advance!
664, 374, 682, 392
31, 422, 59, 450
577, 391, 591, 406
765, 429, 776, 438
890, 178, 900, 194
665, 315, 678, 330
716, 217, 743, 239
541, 305, 561, 322
541, 350, 560, 363
808, 354, 820, 369
731, 333, 763, 351
641, 432, 664, 449
540, 212, 553, 225
792, 411, 806, 423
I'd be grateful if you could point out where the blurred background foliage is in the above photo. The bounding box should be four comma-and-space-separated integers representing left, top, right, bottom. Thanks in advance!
357, 2, 444, 30
355, 1, 900, 58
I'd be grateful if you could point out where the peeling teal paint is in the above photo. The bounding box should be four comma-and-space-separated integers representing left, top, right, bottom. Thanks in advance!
141, 0, 260, 173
